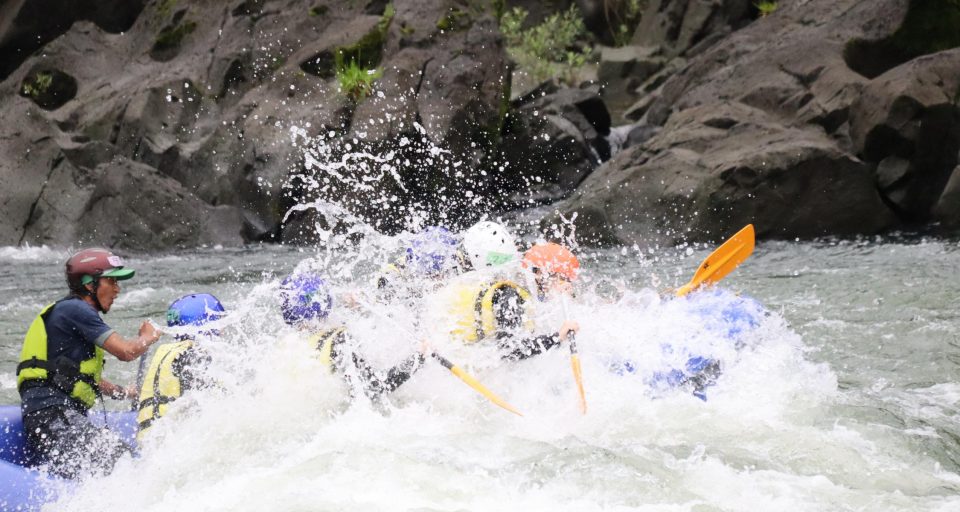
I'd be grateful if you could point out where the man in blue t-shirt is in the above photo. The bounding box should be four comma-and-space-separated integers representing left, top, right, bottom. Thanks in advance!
16, 248, 163, 478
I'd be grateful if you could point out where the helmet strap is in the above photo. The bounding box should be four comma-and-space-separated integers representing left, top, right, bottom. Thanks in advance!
533, 268, 547, 302
81, 277, 106, 313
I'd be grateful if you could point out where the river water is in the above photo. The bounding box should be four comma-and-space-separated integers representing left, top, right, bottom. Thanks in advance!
1, 234, 958, 511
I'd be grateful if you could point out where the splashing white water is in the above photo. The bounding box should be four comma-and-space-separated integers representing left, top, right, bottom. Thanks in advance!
41, 236, 959, 511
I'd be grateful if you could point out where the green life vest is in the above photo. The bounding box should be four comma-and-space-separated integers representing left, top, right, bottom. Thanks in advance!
16, 301, 105, 410
136, 341, 193, 441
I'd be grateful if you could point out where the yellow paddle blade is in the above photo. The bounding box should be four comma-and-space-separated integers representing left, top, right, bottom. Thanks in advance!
571, 353, 587, 414
676, 224, 755, 297
432, 353, 522, 416
448, 366, 524, 417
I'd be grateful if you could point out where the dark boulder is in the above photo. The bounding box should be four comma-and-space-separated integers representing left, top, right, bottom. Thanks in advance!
548, 102, 895, 247
72, 159, 246, 250
497, 84, 611, 206
597, 45, 665, 121
0, 0, 145, 79
631, 0, 753, 58
548, 0, 960, 246
933, 166, 960, 230
849, 48, 960, 222
0, 101, 65, 246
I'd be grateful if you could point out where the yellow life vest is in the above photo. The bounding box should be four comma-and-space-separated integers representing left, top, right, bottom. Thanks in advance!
16, 302, 105, 410
136, 340, 193, 441
449, 280, 533, 343
308, 328, 345, 369
374, 262, 405, 288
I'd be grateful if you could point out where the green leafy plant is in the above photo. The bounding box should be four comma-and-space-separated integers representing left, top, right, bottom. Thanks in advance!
612, 0, 645, 47
436, 7, 469, 31
501, 5, 593, 86
21, 71, 53, 98
755, 1, 778, 17
157, 0, 178, 19
336, 53, 382, 102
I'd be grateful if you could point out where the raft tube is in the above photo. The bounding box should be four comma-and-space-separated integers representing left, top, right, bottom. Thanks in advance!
614, 288, 766, 399
0, 405, 137, 511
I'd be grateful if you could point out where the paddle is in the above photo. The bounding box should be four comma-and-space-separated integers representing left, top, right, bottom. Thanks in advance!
675, 224, 755, 297
129, 353, 149, 412
560, 297, 586, 414
353, 296, 523, 416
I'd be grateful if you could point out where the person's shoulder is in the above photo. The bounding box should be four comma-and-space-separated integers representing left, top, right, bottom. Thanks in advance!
51, 297, 97, 318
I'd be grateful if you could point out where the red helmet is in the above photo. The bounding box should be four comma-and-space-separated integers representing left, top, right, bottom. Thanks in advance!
65, 248, 136, 292
521, 243, 580, 281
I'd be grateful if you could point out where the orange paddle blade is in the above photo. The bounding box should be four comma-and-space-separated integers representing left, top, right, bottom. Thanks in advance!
676, 224, 755, 297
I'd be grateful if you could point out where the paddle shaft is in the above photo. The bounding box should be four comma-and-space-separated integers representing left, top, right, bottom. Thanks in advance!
560, 297, 587, 414
352, 295, 523, 416
130, 351, 149, 412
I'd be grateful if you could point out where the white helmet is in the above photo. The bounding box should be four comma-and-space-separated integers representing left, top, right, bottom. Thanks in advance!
461, 221, 518, 269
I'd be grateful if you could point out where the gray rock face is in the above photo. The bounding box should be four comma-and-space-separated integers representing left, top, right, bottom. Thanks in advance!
497, 83, 611, 206
3, 0, 958, 250
0, 0, 145, 79
849, 49, 960, 222
72, 159, 246, 250
631, 0, 752, 58
598, 45, 665, 120
0, 0, 523, 248
549, 0, 960, 246
933, 166, 960, 229
553, 102, 895, 247
286, 0, 513, 235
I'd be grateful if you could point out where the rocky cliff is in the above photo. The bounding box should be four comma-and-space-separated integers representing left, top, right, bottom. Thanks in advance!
1, 0, 958, 250
555, 0, 960, 246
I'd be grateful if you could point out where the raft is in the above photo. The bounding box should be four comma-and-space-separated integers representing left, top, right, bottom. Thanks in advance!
0, 405, 137, 511
613, 288, 767, 399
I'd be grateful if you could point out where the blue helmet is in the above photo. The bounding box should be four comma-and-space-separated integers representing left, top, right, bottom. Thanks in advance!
167, 293, 226, 338
279, 273, 333, 326
405, 226, 459, 277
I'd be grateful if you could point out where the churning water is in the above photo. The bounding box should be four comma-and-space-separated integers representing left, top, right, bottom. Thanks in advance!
1, 233, 958, 511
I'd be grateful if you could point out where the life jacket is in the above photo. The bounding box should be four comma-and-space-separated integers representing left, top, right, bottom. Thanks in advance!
136, 340, 193, 440
16, 301, 105, 410
308, 328, 345, 369
374, 263, 405, 289
448, 280, 533, 343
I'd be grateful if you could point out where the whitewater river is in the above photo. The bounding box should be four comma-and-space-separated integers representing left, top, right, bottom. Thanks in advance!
1, 235, 958, 511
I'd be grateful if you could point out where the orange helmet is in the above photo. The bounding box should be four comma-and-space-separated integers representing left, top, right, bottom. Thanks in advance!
521, 243, 580, 281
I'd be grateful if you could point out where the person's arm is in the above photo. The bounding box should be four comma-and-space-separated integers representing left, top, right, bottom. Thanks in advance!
330, 333, 426, 398
491, 286, 566, 361
102, 321, 161, 361
99, 378, 136, 400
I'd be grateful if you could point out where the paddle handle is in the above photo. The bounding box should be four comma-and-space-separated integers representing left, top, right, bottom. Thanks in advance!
130, 351, 149, 412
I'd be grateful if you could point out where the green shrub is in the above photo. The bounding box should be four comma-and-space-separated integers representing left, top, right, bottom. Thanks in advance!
755, 1, 778, 17
612, 0, 646, 47
436, 7, 469, 31
21, 71, 53, 98
501, 5, 593, 86
336, 54, 382, 102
